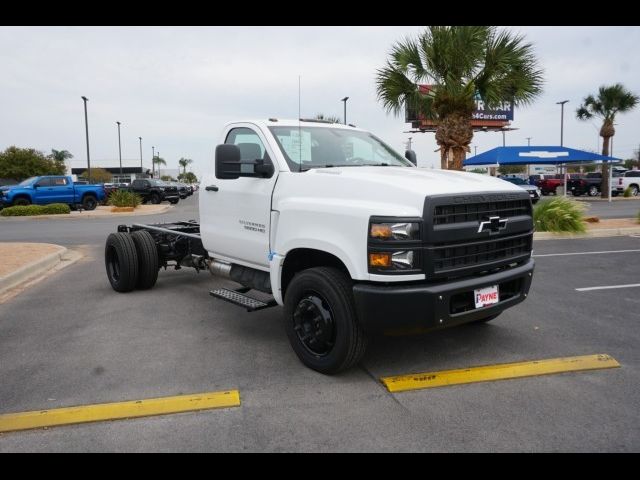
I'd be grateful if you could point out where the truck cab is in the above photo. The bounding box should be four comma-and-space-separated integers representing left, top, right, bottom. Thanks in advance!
106, 119, 534, 374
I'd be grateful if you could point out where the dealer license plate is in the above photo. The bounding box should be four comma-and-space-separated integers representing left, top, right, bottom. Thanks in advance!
474, 285, 499, 308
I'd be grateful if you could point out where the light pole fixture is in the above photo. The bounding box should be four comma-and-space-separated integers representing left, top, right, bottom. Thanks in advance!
138, 137, 143, 174
341, 96, 349, 125
116, 121, 123, 175
81, 96, 91, 183
556, 100, 569, 147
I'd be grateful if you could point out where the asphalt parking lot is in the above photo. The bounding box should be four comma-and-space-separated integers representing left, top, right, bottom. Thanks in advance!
0, 194, 639, 452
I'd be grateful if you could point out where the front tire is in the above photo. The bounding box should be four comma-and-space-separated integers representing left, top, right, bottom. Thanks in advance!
105, 233, 139, 292
150, 193, 161, 204
588, 185, 599, 197
284, 267, 366, 374
131, 231, 159, 290
12, 197, 30, 206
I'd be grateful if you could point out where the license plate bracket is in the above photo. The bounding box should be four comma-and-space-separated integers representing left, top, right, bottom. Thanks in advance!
474, 285, 499, 308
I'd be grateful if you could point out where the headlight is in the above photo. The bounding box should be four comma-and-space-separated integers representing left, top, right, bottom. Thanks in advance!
368, 217, 422, 274
369, 251, 415, 270
370, 222, 420, 241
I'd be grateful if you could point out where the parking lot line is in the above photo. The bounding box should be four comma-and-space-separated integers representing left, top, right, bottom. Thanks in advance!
0, 390, 241, 434
575, 283, 640, 292
380, 354, 620, 393
533, 249, 640, 257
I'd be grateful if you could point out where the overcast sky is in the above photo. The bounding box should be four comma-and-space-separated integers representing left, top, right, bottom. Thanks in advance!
1, 26, 639, 177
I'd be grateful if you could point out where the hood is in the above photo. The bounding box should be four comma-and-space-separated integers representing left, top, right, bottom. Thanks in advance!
275, 166, 524, 218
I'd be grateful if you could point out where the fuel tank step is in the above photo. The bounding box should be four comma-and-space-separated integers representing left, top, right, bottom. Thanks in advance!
209, 288, 277, 312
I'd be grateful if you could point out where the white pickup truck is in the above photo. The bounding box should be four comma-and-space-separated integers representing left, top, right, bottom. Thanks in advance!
105, 119, 535, 373
614, 170, 640, 196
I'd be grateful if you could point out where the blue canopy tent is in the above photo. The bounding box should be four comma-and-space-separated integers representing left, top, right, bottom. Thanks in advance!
463, 146, 621, 201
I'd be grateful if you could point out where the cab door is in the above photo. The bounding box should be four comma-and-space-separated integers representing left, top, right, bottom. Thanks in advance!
200, 125, 278, 269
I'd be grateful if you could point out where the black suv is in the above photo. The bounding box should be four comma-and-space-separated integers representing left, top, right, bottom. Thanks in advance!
129, 179, 180, 204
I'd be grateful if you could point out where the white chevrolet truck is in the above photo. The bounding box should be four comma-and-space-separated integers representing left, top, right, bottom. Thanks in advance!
105, 119, 535, 373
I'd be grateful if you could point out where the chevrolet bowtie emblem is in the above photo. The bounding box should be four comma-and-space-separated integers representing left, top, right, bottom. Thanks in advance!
478, 216, 508, 234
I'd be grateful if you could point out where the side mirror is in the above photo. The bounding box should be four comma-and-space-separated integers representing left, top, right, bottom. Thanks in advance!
216, 144, 275, 179
33, 184, 39, 189
405, 149, 417, 166
216, 144, 241, 180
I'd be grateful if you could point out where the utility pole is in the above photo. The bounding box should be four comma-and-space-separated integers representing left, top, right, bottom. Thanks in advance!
138, 137, 143, 174
81, 96, 91, 183
116, 121, 123, 175
526, 137, 532, 146
152, 146, 155, 178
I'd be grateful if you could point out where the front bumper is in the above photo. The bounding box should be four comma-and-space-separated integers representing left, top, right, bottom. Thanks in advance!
353, 259, 534, 334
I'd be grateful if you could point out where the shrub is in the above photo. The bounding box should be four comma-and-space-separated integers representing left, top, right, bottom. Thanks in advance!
1, 203, 70, 216
623, 186, 633, 197
42, 203, 71, 215
108, 189, 141, 208
533, 197, 587, 233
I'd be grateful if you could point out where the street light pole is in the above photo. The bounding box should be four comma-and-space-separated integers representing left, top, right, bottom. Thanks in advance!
556, 100, 569, 147
81, 96, 91, 183
526, 137, 532, 147
138, 137, 143, 174
502, 130, 506, 147
474, 146, 478, 156
341, 96, 349, 125
152, 146, 155, 178
116, 121, 123, 175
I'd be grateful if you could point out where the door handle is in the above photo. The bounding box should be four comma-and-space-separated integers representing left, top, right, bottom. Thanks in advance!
205, 185, 219, 192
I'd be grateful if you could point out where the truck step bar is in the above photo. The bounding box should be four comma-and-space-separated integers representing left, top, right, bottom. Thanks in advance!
209, 288, 277, 312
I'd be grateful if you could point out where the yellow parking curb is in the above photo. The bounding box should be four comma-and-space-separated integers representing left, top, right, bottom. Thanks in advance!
0, 390, 240, 433
381, 354, 620, 393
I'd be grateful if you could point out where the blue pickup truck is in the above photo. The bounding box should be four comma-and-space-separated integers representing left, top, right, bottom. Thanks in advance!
0, 175, 106, 210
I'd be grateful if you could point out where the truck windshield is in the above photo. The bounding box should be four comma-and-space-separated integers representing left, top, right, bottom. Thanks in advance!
268, 126, 412, 171
18, 177, 37, 186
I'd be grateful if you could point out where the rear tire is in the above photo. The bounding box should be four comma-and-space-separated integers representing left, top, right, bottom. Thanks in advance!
105, 233, 139, 292
631, 184, 639, 196
131, 231, 159, 290
82, 194, 98, 210
284, 267, 367, 374
150, 193, 161, 204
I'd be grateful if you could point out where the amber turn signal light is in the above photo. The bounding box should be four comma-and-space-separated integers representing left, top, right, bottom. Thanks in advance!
369, 252, 391, 267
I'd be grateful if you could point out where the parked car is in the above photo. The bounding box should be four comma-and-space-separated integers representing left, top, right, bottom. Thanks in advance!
126, 179, 180, 204
569, 171, 623, 197
501, 177, 541, 204
614, 170, 640, 196
0, 175, 105, 210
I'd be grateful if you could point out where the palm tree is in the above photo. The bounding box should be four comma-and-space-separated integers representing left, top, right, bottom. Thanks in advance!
577, 84, 638, 198
314, 113, 342, 124
50, 149, 73, 173
153, 156, 166, 179
376, 26, 543, 170
178, 157, 193, 175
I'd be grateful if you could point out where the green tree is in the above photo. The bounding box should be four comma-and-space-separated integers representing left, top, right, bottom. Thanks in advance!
577, 84, 639, 198
178, 171, 198, 183
160, 175, 175, 182
80, 167, 112, 183
178, 157, 193, 175
153, 156, 166, 178
314, 113, 342, 124
498, 165, 526, 175
0, 146, 66, 180
623, 158, 639, 170
376, 26, 543, 170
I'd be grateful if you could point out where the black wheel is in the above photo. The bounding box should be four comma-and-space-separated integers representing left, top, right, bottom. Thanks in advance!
588, 185, 599, 197
12, 197, 30, 206
284, 267, 366, 374
631, 185, 639, 197
82, 194, 98, 210
105, 233, 139, 292
150, 193, 161, 204
472, 313, 501, 324
131, 231, 159, 290
169, 199, 179, 204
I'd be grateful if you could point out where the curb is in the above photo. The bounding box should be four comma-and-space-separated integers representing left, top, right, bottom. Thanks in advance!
534, 226, 640, 240
0, 245, 68, 295
0, 204, 172, 221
